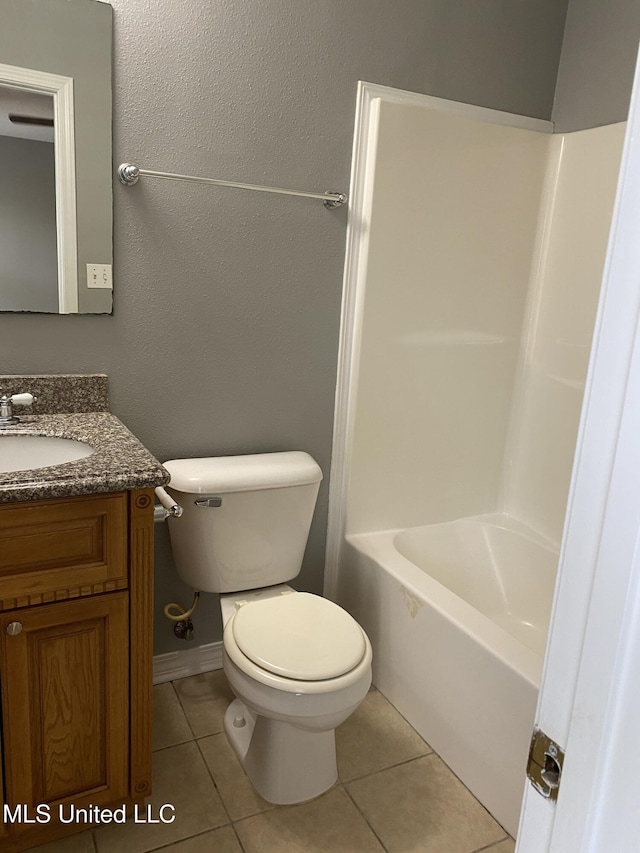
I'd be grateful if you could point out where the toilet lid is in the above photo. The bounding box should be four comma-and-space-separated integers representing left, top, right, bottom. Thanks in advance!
231, 592, 367, 681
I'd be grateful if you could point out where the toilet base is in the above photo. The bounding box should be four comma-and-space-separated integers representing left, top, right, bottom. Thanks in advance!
223, 698, 338, 804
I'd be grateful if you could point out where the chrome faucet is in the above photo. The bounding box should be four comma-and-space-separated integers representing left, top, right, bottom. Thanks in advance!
0, 392, 37, 427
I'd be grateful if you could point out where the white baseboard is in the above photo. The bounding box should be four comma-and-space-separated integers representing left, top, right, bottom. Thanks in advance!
152, 641, 224, 685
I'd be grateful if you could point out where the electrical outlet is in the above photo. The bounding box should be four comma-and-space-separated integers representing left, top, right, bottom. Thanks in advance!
86, 263, 113, 289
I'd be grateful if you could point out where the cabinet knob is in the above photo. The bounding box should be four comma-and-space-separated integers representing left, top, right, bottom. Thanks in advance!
6, 622, 22, 636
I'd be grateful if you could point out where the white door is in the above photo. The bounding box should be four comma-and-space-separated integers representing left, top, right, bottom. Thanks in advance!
517, 55, 640, 853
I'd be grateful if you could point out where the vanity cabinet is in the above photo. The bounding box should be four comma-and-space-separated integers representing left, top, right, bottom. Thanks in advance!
0, 489, 155, 851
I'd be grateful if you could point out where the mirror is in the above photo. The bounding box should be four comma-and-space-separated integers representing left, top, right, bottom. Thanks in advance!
0, 0, 113, 314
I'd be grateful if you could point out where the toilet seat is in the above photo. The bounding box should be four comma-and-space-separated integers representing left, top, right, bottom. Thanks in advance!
231, 592, 366, 680
223, 592, 371, 693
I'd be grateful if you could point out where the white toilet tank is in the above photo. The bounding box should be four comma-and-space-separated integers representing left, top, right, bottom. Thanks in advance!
163, 451, 323, 593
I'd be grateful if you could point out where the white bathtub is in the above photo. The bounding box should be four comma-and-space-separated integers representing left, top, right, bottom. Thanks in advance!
335, 513, 557, 836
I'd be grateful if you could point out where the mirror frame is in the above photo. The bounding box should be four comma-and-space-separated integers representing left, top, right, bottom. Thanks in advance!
0, 62, 78, 313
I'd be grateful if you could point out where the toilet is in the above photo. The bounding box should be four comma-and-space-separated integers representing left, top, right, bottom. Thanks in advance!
163, 451, 372, 804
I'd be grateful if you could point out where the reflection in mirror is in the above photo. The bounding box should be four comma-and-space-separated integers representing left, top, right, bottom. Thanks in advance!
0, 65, 77, 313
0, 87, 58, 312
0, 86, 58, 313
0, 0, 112, 315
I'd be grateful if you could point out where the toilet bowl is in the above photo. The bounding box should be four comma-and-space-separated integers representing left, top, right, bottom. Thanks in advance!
220, 585, 372, 803
163, 451, 372, 804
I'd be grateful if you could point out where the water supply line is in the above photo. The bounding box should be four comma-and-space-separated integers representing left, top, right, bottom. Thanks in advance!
164, 592, 200, 622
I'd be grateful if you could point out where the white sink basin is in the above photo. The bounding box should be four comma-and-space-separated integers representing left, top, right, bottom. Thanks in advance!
0, 435, 94, 474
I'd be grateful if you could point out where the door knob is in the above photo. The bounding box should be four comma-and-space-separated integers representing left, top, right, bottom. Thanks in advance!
6, 622, 22, 636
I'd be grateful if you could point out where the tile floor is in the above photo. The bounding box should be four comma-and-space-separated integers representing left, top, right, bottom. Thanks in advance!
29, 671, 515, 853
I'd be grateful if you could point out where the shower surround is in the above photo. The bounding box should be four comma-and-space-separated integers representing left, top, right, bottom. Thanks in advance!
325, 84, 624, 835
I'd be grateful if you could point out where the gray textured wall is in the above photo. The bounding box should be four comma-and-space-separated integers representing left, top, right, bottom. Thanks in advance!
553, 0, 640, 131
0, 136, 58, 312
0, 0, 569, 654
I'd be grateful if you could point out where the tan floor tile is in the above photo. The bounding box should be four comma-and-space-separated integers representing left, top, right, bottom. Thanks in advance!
152, 825, 243, 852
484, 839, 516, 853
234, 787, 384, 853
153, 682, 193, 750
94, 742, 228, 853
27, 831, 95, 852
337, 689, 431, 781
173, 669, 235, 737
347, 754, 505, 853
198, 732, 273, 821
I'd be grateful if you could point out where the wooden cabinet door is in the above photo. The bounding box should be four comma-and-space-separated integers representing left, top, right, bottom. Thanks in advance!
0, 592, 129, 812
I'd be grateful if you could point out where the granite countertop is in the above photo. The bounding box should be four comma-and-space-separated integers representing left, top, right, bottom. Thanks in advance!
0, 412, 169, 503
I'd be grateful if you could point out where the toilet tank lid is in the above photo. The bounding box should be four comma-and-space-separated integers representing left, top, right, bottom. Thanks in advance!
163, 451, 323, 494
